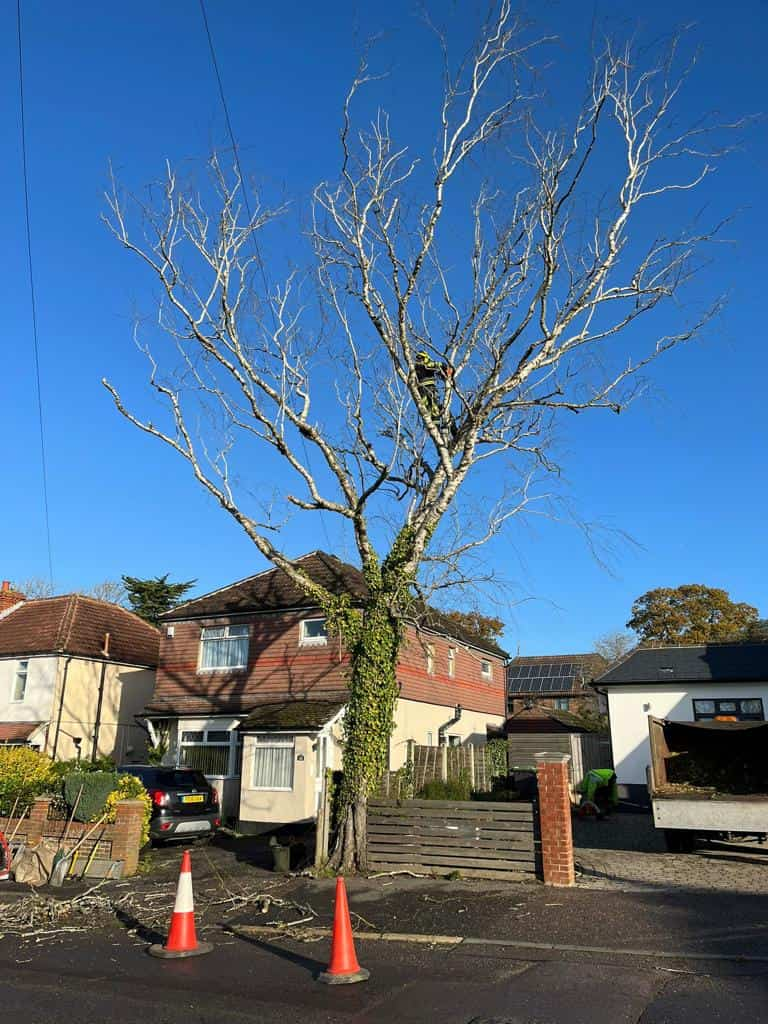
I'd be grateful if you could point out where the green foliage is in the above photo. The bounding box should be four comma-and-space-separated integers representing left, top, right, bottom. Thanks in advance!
0, 747, 57, 816
485, 738, 509, 780
121, 573, 196, 626
63, 771, 118, 822
104, 774, 152, 845
440, 609, 504, 643
627, 585, 758, 645
418, 777, 472, 801
745, 619, 768, 643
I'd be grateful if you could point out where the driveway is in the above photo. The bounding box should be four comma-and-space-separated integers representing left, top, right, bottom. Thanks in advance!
573, 809, 768, 893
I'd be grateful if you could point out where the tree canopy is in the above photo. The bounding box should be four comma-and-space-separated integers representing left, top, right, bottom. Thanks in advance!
122, 574, 196, 626
626, 585, 758, 645
440, 609, 505, 643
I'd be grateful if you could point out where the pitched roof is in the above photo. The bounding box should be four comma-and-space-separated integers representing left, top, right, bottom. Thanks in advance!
507, 653, 605, 695
0, 722, 44, 743
144, 691, 348, 717
240, 700, 345, 731
504, 705, 592, 734
165, 551, 508, 658
596, 643, 768, 687
0, 596, 160, 666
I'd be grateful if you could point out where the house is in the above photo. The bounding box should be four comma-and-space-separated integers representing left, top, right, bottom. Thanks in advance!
504, 706, 612, 785
142, 551, 508, 830
506, 653, 606, 717
596, 642, 768, 803
0, 582, 160, 762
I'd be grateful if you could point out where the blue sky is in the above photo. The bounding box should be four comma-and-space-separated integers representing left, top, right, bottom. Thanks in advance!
2, 1, 766, 655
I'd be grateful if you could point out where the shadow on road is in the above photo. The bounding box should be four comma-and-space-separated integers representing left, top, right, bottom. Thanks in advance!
227, 926, 326, 977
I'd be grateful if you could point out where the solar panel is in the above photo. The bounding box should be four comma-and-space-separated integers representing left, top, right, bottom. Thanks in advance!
507, 660, 581, 694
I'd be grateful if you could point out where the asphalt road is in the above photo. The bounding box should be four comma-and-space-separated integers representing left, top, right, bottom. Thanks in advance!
3, 921, 768, 1023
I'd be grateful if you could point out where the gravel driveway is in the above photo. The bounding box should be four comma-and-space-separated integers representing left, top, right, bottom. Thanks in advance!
574, 810, 768, 893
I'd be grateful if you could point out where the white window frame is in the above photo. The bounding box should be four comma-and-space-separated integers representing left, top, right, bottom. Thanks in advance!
426, 643, 435, 675
447, 647, 456, 678
198, 624, 250, 672
251, 733, 296, 791
11, 660, 28, 703
299, 618, 328, 647
447, 734, 462, 747
178, 726, 238, 777
481, 659, 492, 680
426, 731, 434, 746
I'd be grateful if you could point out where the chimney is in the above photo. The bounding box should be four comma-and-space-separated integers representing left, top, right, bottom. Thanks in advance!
0, 581, 25, 614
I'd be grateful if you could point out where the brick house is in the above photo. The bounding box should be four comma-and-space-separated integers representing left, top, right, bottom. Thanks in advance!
0, 583, 159, 761
142, 552, 507, 831
506, 653, 606, 718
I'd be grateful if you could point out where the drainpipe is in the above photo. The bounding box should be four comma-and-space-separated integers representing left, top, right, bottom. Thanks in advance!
52, 655, 74, 759
91, 632, 110, 761
438, 704, 463, 745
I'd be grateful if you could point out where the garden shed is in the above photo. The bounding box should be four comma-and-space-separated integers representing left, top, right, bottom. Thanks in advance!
504, 706, 612, 785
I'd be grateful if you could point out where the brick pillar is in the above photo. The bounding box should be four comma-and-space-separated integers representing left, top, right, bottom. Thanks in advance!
27, 796, 51, 845
110, 799, 145, 876
535, 752, 575, 887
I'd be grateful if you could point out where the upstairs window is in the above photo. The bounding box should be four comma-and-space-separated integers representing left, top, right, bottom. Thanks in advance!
300, 618, 328, 645
481, 659, 492, 680
200, 624, 249, 671
12, 660, 28, 702
447, 647, 456, 678
555, 698, 570, 711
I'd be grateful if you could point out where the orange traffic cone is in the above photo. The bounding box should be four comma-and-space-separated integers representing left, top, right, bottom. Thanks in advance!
148, 849, 213, 959
318, 876, 370, 985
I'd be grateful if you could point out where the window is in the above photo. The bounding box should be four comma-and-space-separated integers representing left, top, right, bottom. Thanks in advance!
555, 698, 570, 711
200, 624, 249, 670
481, 659, 492, 680
447, 647, 456, 678
693, 698, 764, 722
447, 734, 462, 747
252, 734, 295, 789
426, 731, 433, 746
300, 618, 328, 645
179, 728, 234, 775
11, 660, 28, 702
426, 644, 435, 675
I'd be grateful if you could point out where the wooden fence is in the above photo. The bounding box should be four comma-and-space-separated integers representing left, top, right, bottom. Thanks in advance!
412, 743, 492, 792
366, 797, 537, 879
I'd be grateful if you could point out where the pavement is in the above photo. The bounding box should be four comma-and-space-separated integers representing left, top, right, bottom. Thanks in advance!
3, 812, 768, 1022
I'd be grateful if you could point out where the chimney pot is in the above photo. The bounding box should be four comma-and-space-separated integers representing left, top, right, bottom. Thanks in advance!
1, 581, 9, 592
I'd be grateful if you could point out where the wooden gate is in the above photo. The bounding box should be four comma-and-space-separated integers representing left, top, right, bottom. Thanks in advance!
366, 798, 537, 879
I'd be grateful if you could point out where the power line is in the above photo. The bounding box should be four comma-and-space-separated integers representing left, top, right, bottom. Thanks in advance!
198, 0, 334, 551
16, 0, 54, 587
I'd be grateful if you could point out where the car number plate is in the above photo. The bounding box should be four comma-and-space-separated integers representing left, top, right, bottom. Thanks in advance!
175, 820, 210, 834
181, 794, 205, 803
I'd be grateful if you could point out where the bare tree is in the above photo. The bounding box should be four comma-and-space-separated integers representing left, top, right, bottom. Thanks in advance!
12, 577, 54, 600
103, 5, 737, 868
594, 630, 634, 666
87, 580, 128, 606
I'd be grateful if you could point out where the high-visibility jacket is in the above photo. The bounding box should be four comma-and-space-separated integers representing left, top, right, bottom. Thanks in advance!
577, 768, 619, 806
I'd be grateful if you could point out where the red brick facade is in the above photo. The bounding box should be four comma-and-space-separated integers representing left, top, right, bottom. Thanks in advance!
150, 610, 505, 718
536, 754, 575, 886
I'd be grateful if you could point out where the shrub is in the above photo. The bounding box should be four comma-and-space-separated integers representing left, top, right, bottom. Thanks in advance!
63, 771, 117, 822
0, 747, 57, 816
104, 774, 152, 846
418, 778, 471, 801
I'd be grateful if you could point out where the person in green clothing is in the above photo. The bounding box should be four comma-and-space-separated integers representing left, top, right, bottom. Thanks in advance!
576, 768, 619, 817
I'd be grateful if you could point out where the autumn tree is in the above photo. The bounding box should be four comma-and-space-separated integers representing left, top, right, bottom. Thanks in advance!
103, 5, 737, 869
122, 574, 196, 626
626, 585, 758, 645
440, 610, 505, 644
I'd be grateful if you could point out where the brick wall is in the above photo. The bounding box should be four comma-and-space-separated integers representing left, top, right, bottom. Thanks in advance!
1, 797, 145, 876
535, 753, 575, 886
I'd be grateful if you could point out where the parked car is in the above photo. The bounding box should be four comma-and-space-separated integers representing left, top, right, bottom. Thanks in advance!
118, 765, 221, 843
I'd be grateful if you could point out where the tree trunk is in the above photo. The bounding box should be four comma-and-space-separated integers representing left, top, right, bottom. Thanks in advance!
327, 592, 402, 872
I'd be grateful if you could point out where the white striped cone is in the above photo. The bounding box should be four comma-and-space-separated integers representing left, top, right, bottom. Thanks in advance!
148, 849, 213, 958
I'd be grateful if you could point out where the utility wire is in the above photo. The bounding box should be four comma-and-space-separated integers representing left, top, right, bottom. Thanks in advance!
198, 0, 334, 552
16, 0, 54, 587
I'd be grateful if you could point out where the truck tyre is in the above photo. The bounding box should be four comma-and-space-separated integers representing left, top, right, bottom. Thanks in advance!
664, 829, 695, 853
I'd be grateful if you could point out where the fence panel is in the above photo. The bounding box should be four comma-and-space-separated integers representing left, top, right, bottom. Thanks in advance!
367, 797, 538, 879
